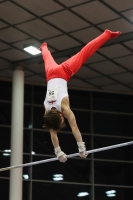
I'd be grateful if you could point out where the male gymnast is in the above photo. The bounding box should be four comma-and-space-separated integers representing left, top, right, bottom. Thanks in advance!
40, 29, 121, 163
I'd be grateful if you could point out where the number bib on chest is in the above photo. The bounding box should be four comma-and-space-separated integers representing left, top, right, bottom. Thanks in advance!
46, 88, 58, 102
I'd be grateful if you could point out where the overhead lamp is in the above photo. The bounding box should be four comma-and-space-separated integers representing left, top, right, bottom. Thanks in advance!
107, 194, 116, 197
4, 149, 11, 152
3, 149, 11, 156
23, 45, 41, 55
106, 190, 116, 197
28, 124, 32, 129
3, 153, 10, 156
23, 174, 29, 180
77, 192, 89, 197
53, 174, 64, 181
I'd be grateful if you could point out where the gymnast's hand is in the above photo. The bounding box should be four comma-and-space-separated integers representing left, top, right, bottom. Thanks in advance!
79, 151, 88, 158
77, 142, 88, 158
54, 146, 67, 163
58, 153, 67, 163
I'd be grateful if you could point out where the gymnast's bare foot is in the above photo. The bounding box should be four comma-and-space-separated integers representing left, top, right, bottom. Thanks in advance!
105, 29, 121, 39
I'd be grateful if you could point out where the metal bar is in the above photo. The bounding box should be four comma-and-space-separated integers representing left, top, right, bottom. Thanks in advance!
0, 141, 133, 172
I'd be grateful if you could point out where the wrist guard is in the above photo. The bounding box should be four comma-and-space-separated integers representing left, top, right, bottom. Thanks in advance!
77, 142, 86, 152
54, 146, 64, 158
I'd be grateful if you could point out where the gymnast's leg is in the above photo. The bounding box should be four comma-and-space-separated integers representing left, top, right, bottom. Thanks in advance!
62, 30, 121, 77
39, 43, 58, 75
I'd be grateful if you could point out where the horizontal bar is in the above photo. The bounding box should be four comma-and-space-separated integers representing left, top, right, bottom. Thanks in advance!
0, 141, 133, 172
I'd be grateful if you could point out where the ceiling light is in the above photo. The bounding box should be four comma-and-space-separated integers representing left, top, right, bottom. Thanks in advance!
77, 192, 89, 197
53, 174, 64, 181
28, 124, 32, 129
4, 149, 11, 152
3, 153, 10, 156
107, 194, 116, 197
106, 190, 116, 197
23, 174, 29, 180
3, 149, 11, 156
24, 46, 41, 55
32, 151, 35, 155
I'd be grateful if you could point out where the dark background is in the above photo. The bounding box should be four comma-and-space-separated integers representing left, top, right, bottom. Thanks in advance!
0, 80, 133, 200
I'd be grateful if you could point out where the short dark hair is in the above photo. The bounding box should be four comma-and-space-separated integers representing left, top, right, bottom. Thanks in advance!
43, 109, 64, 131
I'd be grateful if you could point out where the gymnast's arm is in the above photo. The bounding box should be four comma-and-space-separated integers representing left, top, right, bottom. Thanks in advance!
61, 97, 83, 141
62, 106, 83, 142
44, 105, 67, 162
62, 103, 87, 158
50, 130, 67, 162
50, 129, 59, 148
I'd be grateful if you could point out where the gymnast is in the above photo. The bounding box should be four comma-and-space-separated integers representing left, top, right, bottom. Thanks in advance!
40, 29, 121, 163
